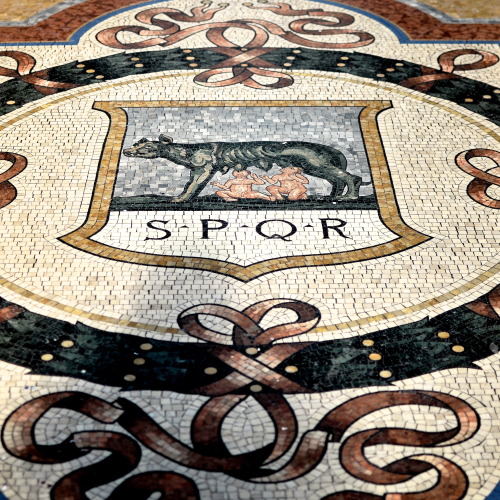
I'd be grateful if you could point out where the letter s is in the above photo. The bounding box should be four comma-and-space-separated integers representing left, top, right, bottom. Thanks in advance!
145, 220, 171, 240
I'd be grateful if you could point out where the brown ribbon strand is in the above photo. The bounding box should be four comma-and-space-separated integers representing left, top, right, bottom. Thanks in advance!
136, 3, 228, 24
2, 389, 479, 497
243, 2, 353, 18
0, 152, 27, 209
464, 283, 500, 320
0, 304, 24, 322
318, 390, 478, 499
96, 2, 374, 89
0, 51, 79, 95
107, 471, 200, 500
178, 300, 319, 394
455, 149, 500, 209
400, 49, 499, 93
50, 431, 142, 500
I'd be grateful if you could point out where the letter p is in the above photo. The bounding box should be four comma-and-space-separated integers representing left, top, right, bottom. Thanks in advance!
201, 219, 229, 239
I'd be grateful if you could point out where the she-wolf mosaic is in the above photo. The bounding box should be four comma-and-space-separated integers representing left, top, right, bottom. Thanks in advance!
0, 0, 499, 498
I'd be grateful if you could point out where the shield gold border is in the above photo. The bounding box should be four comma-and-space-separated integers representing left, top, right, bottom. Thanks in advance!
59, 100, 430, 282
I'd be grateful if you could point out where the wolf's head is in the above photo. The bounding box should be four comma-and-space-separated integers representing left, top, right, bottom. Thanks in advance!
123, 134, 173, 158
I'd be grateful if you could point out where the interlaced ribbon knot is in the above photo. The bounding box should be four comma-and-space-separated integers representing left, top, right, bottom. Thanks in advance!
96, 2, 375, 90
0, 152, 28, 210
178, 299, 320, 394
2, 388, 480, 496
455, 149, 500, 209
400, 49, 499, 92
0, 51, 79, 95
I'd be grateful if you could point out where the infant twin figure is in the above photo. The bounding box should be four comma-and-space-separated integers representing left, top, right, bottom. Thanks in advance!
211, 167, 309, 202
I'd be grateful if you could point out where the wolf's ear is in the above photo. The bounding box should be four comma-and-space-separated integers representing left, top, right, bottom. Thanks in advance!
133, 138, 150, 146
159, 134, 173, 144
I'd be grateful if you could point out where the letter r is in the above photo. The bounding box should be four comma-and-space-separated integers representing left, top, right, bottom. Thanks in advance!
320, 218, 350, 239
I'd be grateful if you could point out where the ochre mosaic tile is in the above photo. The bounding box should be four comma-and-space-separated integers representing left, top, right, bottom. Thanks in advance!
0, 1, 498, 499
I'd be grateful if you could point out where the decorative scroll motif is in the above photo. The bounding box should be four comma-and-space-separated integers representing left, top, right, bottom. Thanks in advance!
0, 51, 79, 95
455, 149, 500, 209
2, 389, 479, 499
400, 49, 499, 93
0, 152, 27, 209
0, 0, 499, 44
96, 1, 374, 89
178, 300, 320, 394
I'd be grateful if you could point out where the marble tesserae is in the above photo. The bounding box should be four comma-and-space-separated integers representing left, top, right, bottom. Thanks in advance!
0, 0, 499, 498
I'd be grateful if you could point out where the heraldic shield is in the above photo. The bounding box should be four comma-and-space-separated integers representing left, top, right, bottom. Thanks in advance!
60, 100, 430, 281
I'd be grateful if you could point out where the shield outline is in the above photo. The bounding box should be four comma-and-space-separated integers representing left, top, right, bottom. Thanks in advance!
59, 100, 431, 282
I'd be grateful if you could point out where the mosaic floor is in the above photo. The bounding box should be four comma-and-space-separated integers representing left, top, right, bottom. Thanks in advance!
0, 0, 499, 499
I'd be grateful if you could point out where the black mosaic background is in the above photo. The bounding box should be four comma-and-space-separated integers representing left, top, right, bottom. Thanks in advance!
0, 294, 498, 393
0, 48, 499, 126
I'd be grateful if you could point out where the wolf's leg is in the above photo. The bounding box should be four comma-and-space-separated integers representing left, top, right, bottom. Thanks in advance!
170, 165, 214, 202
325, 169, 361, 201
